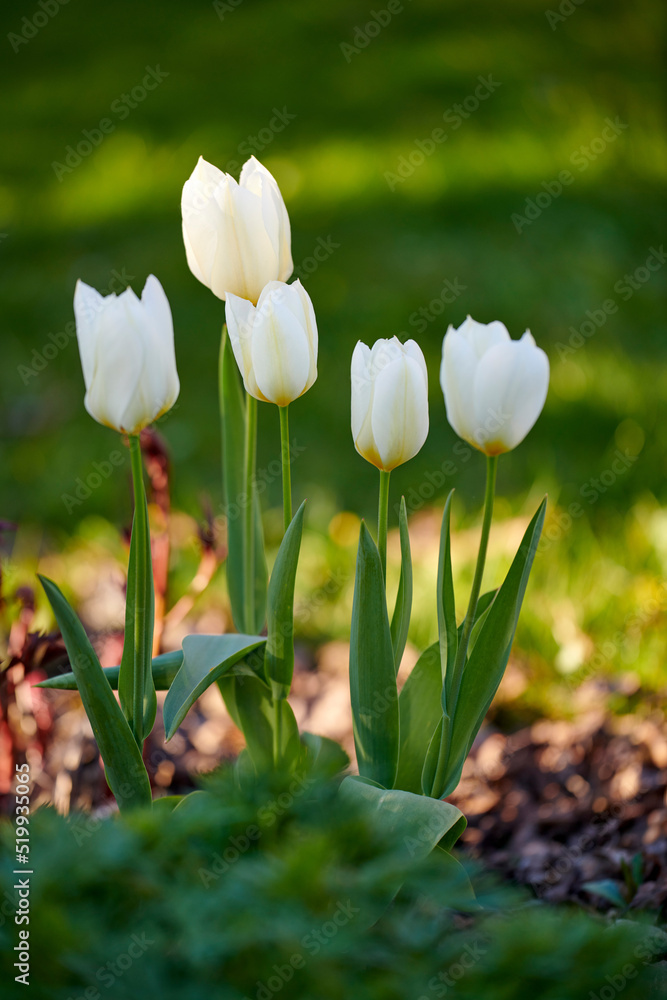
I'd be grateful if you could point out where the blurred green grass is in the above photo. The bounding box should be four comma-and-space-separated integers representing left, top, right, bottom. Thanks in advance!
0, 0, 665, 711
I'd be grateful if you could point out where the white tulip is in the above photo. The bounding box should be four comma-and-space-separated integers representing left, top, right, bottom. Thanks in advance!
73, 275, 180, 436
181, 155, 293, 304
440, 316, 549, 456
225, 280, 318, 406
351, 337, 429, 471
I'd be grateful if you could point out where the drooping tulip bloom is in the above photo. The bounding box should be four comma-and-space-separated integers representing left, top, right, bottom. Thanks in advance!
225, 280, 317, 406
351, 337, 429, 471
181, 155, 293, 304
73, 275, 180, 435
440, 316, 549, 456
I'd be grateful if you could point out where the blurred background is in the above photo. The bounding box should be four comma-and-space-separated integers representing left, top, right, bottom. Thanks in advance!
0, 0, 665, 856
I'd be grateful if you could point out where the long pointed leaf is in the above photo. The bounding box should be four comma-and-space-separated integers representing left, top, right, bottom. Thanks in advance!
442, 498, 547, 796
219, 328, 267, 634
395, 642, 442, 793
163, 633, 266, 739
37, 650, 183, 691
349, 523, 399, 788
38, 575, 151, 811
439, 491, 458, 713
264, 500, 306, 698
389, 496, 412, 675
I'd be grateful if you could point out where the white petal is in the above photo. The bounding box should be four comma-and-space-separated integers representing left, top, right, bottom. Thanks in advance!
250, 291, 310, 405
139, 276, 180, 418
73, 280, 105, 389
225, 293, 263, 400
440, 329, 478, 445
372, 355, 429, 470
456, 315, 510, 359
472, 338, 550, 454
351, 341, 372, 440
83, 294, 145, 433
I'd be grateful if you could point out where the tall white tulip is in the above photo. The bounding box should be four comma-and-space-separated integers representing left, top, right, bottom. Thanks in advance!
440, 316, 549, 456
181, 155, 293, 304
351, 337, 429, 471
225, 280, 317, 407
73, 275, 180, 435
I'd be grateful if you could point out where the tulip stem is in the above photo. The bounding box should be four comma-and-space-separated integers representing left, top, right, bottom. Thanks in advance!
430, 455, 497, 797
449, 455, 497, 706
243, 394, 258, 634
377, 470, 391, 581
279, 405, 292, 533
126, 433, 154, 747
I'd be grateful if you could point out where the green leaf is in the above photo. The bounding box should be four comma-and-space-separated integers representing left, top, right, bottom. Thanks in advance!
118, 436, 156, 746
38, 575, 151, 812
151, 795, 184, 813
340, 776, 465, 864
264, 499, 306, 698
583, 880, 628, 909
389, 496, 412, 675
37, 650, 184, 691
219, 328, 267, 634
439, 491, 458, 712
163, 633, 266, 739
300, 732, 350, 780
430, 845, 480, 909
232, 672, 300, 772
441, 498, 547, 796
349, 522, 399, 789
421, 714, 446, 796
395, 642, 443, 794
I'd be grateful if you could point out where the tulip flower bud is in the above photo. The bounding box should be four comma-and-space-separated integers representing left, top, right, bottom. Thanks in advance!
440, 315, 549, 456
225, 280, 318, 406
351, 337, 429, 471
73, 275, 180, 436
181, 155, 293, 304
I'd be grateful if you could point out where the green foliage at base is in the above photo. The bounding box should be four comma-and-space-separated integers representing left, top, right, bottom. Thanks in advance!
1, 764, 663, 1000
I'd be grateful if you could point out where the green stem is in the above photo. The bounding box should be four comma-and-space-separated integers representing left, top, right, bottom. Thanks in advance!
430, 454, 497, 797
128, 434, 153, 746
243, 394, 258, 634
455, 455, 497, 686
273, 697, 283, 769
279, 405, 292, 533
377, 469, 391, 581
